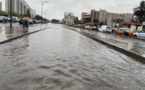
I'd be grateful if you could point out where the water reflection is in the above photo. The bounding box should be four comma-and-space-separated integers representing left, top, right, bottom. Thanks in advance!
5, 26, 27, 38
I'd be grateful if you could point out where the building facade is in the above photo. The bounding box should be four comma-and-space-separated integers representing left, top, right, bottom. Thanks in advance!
0, 2, 2, 11
81, 9, 133, 25
64, 12, 75, 25
5, 0, 36, 18
81, 12, 91, 23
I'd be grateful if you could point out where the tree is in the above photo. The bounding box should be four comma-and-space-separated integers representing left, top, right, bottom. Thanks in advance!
26, 9, 31, 18
134, 1, 145, 23
0, 11, 8, 15
116, 18, 121, 23
99, 21, 104, 26
93, 19, 99, 24
34, 15, 43, 20
74, 17, 80, 24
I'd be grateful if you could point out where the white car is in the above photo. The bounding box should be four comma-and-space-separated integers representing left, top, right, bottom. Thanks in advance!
133, 30, 145, 38
98, 25, 112, 32
84, 25, 90, 29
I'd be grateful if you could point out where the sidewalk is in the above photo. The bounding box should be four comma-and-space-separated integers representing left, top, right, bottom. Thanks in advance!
66, 26, 145, 59
0, 23, 47, 43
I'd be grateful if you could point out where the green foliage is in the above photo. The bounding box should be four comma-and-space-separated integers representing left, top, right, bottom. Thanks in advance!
99, 21, 104, 26
8, 11, 23, 18
0, 11, 8, 15
134, 1, 145, 23
26, 9, 31, 18
93, 19, 99, 24
0, 11, 23, 18
116, 18, 124, 23
74, 17, 81, 24
34, 15, 43, 20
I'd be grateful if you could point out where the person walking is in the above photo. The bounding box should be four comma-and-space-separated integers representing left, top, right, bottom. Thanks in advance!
23, 15, 30, 29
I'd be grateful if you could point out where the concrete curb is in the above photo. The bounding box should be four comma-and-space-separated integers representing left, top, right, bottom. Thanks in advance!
0, 26, 47, 44
66, 27, 145, 64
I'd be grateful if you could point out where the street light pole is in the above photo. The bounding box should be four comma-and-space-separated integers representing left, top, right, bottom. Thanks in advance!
41, 2, 43, 24
41, 1, 48, 24
10, 0, 12, 28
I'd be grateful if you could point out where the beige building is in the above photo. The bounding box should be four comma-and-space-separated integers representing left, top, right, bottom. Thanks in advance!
64, 12, 75, 25
81, 9, 133, 25
0, 2, 2, 11
5, 0, 36, 18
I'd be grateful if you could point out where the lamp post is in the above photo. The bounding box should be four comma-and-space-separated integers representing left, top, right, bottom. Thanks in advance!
10, 0, 12, 28
41, 1, 48, 24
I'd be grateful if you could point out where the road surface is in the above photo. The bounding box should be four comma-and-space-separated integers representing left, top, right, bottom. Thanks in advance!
0, 24, 145, 90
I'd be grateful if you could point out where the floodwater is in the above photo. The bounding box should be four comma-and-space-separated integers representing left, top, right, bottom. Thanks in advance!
69, 27, 145, 57
0, 23, 47, 42
0, 24, 145, 90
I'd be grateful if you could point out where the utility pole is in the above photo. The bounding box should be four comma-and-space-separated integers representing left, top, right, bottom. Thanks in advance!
10, 0, 12, 28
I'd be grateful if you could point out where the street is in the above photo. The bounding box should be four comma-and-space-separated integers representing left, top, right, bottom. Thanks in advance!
0, 23, 145, 90
0, 23, 47, 42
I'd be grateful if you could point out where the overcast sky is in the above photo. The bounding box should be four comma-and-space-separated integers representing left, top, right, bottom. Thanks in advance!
0, 0, 143, 20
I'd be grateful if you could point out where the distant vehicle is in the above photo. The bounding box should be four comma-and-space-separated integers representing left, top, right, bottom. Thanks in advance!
12, 16, 19, 22
7, 16, 19, 22
84, 25, 91, 29
98, 25, 112, 32
72, 24, 78, 27
133, 30, 145, 38
115, 28, 126, 35
19, 19, 24, 25
90, 26, 98, 30
29, 19, 33, 25
123, 28, 134, 36
0, 16, 9, 23
19, 18, 33, 25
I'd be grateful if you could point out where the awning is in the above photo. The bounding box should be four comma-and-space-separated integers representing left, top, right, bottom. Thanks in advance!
121, 22, 141, 26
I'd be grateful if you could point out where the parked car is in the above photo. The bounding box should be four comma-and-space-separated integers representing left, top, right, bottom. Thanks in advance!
29, 19, 33, 25
91, 26, 98, 30
98, 25, 112, 32
123, 28, 134, 36
19, 19, 24, 25
90, 26, 98, 30
0, 16, 9, 23
133, 30, 145, 38
19, 18, 33, 25
84, 25, 91, 29
72, 24, 78, 27
115, 28, 126, 35
12, 16, 19, 22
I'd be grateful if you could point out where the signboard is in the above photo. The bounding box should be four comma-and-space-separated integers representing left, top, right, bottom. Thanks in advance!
142, 22, 145, 25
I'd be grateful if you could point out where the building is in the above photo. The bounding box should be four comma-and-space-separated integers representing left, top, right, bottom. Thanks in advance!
81, 9, 133, 25
81, 12, 91, 23
64, 12, 75, 26
0, 2, 2, 11
5, 0, 36, 18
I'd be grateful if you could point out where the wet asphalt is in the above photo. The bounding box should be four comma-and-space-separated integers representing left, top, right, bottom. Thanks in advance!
0, 23, 145, 90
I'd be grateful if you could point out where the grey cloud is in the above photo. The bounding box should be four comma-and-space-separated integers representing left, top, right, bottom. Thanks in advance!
1, 0, 142, 20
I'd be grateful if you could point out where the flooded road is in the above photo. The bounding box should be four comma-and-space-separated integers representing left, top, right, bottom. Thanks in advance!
0, 24, 145, 90
70, 27, 145, 57
0, 23, 47, 42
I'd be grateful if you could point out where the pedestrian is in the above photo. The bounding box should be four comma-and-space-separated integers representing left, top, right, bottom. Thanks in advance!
23, 15, 30, 28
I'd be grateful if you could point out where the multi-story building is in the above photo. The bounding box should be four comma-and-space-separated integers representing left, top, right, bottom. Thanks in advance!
0, 2, 2, 11
81, 12, 91, 23
5, 0, 36, 18
64, 12, 75, 25
81, 9, 133, 25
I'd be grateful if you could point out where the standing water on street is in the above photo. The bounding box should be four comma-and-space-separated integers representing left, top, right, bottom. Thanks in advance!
0, 24, 145, 90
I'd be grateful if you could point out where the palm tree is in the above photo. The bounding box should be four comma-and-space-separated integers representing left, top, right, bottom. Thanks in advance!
134, 1, 145, 23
